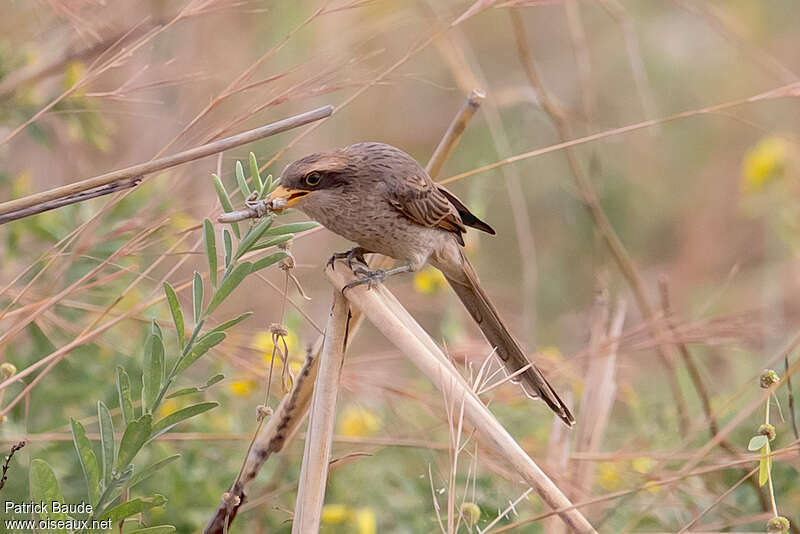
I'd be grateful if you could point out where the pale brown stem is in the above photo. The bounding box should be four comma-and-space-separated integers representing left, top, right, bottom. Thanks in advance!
327, 266, 598, 534
426, 89, 485, 178
291, 292, 349, 533
0, 105, 333, 224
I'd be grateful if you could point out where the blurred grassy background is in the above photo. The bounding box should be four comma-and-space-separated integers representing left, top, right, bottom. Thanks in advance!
1, 0, 799, 532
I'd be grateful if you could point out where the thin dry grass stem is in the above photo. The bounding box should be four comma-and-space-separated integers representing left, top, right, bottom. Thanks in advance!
493, 444, 800, 532
290, 292, 349, 534
573, 293, 627, 500
619, 355, 800, 533
0, 106, 333, 224
509, 8, 693, 433
544, 389, 573, 534
327, 266, 598, 534
669, 0, 798, 84
439, 81, 800, 187
676, 466, 760, 534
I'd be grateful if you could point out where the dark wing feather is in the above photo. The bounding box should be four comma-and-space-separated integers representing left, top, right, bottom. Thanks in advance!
386, 173, 468, 244
436, 186, 496, 235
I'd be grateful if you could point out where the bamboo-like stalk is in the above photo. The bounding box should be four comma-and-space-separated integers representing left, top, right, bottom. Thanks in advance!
291, 292, 349, 533
427, 88, 484, 179
326, 267, 598, 534
572, 297, 627, 497
0, 105, 333, 224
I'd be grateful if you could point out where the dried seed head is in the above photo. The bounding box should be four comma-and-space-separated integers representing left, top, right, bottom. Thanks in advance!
1, 363, 17, 379
760, 369, 780, 388
759, 423, 776, 441
767, 516, 790, 533
461, 502, 481, 526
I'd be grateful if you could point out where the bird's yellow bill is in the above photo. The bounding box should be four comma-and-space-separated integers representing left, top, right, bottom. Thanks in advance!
268, 185, 309, 211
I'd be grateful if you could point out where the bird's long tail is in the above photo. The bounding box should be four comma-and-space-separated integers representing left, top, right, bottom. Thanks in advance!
433, 249, 575, 426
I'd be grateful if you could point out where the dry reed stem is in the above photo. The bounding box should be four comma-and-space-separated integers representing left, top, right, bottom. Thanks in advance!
508, 8, 692, 433
0, 105, 333, 223
290, 292, 349, 534
573, 295, 627, 499
545, 389, 573, 534
426, 89, 485, 179
326, 266, 598, 534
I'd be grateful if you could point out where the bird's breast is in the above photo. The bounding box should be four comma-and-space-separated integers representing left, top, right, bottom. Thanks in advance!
298, 191, 448, 267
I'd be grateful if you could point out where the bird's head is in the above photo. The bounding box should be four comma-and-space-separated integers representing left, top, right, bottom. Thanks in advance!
268, 149, 353, 212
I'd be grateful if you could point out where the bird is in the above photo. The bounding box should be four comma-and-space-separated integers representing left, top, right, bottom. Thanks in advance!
267, 142, 575, 426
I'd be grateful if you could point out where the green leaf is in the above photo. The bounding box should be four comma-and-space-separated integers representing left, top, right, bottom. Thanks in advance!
126, 455, 181, 490
166, 374, 224, 399
116, 366, 134, 426
235, 217, 273, 260
251, 234, 293, 251
174, 332, 226, 375
249, 152, 263, 191
117, 414, 152, 469
758, 443, 770, 486
236, 160, 251, 198
223, 228, 233, 269
142, 327, 165, 413
192, 271, 203, 323
97, 401, 115, 489
264, 221, 318, 235
150, 402, 219, 440
203, 219, 218, 287
70, 419, 100, 506
212, 173, 240, 238
101, 494, 167, 521
207, 312, 252, 336
127, 527, 176, 534
163, 282, 184, 349
748, 435, 768, 451
206, 262, 253, 315
30, 459, 67, 523
253, 252, 288, 272
259, 173, 274, 199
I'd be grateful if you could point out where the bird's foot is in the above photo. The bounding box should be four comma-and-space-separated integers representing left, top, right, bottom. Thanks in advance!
342, 268, 387, 293
341, 263, 414, 293
326, 247, 370, 272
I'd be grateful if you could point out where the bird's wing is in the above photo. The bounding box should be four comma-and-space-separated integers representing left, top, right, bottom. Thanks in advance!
386, 173, 467, 238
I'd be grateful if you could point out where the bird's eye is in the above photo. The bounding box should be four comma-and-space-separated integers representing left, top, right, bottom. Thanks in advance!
305, 172, 321, 186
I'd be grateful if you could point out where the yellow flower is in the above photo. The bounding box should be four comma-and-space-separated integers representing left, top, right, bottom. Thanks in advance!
632, 457, 655, 474
355, 508, 376, 534
413, 266, 446, 295
321, 504, 350, 524
597, 462, 621, 490
338, 405, 381, 437
229, 379, 256, 397
253, 330, 299, 363
742, 136, 788, 191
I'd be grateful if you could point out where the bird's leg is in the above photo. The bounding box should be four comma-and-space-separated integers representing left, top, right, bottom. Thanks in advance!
326, 246, 371, 271
342, 264, 414, 292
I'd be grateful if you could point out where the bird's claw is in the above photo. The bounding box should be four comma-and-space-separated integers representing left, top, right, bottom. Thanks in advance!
342, 269, 386, 293
326, 247, 369, 272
